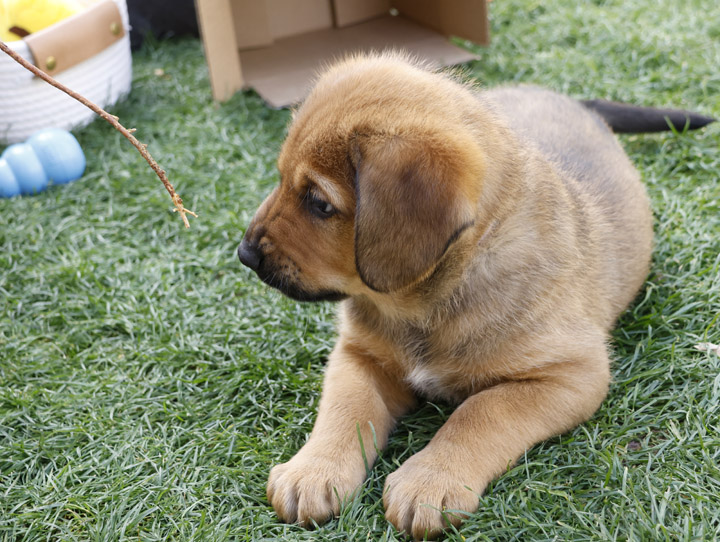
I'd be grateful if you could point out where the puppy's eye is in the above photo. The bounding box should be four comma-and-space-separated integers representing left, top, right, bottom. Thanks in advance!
307, 193, 336, 219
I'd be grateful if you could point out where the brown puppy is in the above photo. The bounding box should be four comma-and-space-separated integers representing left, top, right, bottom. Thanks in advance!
238, 52, 659, 539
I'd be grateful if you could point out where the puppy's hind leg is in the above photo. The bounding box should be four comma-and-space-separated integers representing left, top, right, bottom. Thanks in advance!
383, 343, 611, 540
267, 338, 415, 527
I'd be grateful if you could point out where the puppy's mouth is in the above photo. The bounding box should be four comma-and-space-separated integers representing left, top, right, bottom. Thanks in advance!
237, 241, 347, 303
257, 269, 347, 302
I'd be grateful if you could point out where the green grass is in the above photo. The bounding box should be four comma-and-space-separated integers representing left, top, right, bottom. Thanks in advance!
1, 0, 719, 540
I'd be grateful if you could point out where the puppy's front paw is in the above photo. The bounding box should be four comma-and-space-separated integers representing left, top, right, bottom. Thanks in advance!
384, 451, 481, 540
267, 448, 366, 527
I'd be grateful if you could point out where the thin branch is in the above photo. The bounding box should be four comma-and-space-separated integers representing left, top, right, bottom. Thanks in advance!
0, 40, 197, 228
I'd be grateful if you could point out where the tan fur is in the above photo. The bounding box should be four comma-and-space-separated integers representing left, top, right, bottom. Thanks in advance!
241, 52, 653, 539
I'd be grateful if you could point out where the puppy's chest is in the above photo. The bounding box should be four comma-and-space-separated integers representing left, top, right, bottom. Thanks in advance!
387, 323, 496, 402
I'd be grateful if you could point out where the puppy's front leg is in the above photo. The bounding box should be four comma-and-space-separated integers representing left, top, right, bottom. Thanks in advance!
268, 338, 415, 527
384, 355, 610, 540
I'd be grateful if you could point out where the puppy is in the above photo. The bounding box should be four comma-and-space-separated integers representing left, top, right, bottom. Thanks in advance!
237, 52, 713, 539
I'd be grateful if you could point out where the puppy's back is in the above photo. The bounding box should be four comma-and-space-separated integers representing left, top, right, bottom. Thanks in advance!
483, 86, 653, 319
484, 87, 632, 195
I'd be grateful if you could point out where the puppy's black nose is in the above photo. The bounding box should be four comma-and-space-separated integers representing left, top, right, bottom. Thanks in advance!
237, 239, 262, 271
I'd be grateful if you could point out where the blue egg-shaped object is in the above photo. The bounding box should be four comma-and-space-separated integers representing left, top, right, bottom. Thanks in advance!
0, 158, 21, 198
28, 129, 86, 185
0, 143, 49, 195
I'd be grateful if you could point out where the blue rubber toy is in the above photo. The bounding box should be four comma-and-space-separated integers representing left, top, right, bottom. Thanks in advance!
0, 129, 86, 197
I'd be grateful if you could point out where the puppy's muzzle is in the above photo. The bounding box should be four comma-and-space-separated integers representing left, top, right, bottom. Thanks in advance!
237, 238, 262, 271
237, 235, 347, 303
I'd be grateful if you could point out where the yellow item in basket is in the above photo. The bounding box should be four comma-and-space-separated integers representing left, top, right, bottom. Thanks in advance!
0, 0, 84, 42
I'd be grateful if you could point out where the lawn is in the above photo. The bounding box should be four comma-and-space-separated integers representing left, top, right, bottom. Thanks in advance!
1, 0, 719, 540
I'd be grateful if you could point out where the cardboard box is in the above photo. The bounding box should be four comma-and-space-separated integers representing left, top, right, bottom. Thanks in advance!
195, 0, 489, 108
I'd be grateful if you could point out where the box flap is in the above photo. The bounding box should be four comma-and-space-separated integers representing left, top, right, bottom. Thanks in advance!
393, 0, 489, 45
195, 0, 245, 100
266, 0, 333, 40
229, 0, 333, 50
239, 14, 476, 108
333, 0, 391, 27
230, 0, 272, 50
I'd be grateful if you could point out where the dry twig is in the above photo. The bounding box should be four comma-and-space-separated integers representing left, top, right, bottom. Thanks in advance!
0, 40, 197, 228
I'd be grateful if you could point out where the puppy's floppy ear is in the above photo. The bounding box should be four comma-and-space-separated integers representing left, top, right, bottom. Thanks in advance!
352, 131, 483, 292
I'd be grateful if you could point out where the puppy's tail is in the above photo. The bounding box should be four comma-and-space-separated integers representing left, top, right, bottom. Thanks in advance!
581, 99, 715, 133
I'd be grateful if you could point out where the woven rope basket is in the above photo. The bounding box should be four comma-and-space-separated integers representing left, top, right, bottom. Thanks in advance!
0, 0, 132, 144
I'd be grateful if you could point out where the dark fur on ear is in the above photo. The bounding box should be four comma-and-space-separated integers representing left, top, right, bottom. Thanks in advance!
352, 131, 481, 293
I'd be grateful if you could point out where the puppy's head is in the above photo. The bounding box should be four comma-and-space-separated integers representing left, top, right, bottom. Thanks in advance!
238, 53, 485, 302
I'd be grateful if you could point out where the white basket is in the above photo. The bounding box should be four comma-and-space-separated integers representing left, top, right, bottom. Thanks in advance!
0, 0, 132, 144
